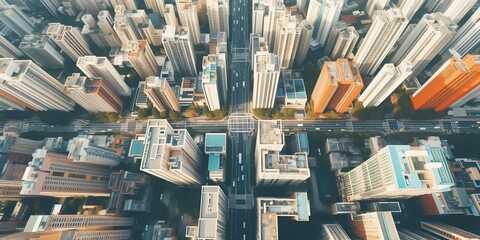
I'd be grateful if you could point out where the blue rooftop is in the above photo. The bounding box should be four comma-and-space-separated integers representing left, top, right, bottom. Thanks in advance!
208, 154, 221, 171
296, 132, 309, 153
296, 192, 310, 221
205, 133, 226, 153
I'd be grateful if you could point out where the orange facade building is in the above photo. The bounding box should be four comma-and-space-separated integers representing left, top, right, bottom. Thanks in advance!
311, 59, 363, 114
412, 54, 480, 112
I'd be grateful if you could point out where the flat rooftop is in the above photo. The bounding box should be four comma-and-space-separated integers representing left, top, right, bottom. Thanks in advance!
261, 151, 309, 174
205, 133, 226, 153
198, 186, 223, 239
258, 120, 284, 145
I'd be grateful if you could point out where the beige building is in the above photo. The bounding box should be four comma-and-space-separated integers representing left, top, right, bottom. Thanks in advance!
144, 76, 180, 112
24, 215, 134, 232
197, 186, 227, 240
126, 40, 159, 79
256, 120, 310, 185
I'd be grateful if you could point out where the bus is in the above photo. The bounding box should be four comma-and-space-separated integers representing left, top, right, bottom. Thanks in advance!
238, 153, 242, 164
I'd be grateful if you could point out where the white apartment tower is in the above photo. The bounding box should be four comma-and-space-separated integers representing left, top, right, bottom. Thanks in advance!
126, 40, 159, 79
21, 149, 112, 197
67, 136, 123, 167
396, 0, 425, 21
110, 0, 137, 10
19, 34, 64, 68
253, 51, 280, 109
206, 0, 229, 36
325, 21, 359, 59
306, 0, 344, 49
294, 20, 314, 67
354, 8, 408, 75
140, 119, 203, 185
441, 7, 480, 59
46, 23, 93, 61
24, 215, 134, 232
358, 62, 412, 107
145, 0, 165, 16
176, 0, 201, 45
0, 58, 75, 111
77, 56, 131, 96
0, 5, 34, 37
197, 186, 227, 240
64, 73, 123, 113
391, 13, 457, 78
202, 55, 223, 111
339, 145, 455, 201
162, 25, 197, 77
365, 0, 389, 16
144, 76, 180, 112
164, 4, 179, 26
81, 11, 122, 48
252, 0, 286, 49
425, 0, 476, 24
273, 15, 300, 69
0, 34, 24, 59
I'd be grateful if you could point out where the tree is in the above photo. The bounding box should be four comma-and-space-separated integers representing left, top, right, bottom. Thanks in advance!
105, 112, 120, 122
282, 108, 295, 119
159, 110, 169, 118
152, 108, 161, 119
137, 108, 149, 120
253, 108, 266, 118
184, 106, 199, 118
351, 101, 364, 115
323, 111, 339, 119
169, 110, 181, 121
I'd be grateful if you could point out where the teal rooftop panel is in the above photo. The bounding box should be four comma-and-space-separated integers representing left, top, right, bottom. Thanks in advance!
296, 192, 310, 221
296, 132, 309, 153
129, 140, 145, 157
208, 154, 221, 171
205, 133, 226, 153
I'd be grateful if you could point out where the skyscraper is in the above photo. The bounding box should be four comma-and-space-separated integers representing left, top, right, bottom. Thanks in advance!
46, 23, 93, 61
358, 62, 412, 107
81, 11, 122, 48
252, 0, 286, 49
197, 186, 227, 240
110, 0, 137, 10
176, 0, 201, 45
354, 8, 408, 75
19, 34, 65, 68
325, 21, 359, 59
206, 0, 229, 36
441, 7, 480, 59
253, 51, 280, 109
67, 136, 123, 167
140, 119, 203, 185
311, 59, 364, 114
113, 6, 159, 46
126, 40, 159, 79
396, 0, 425, 21
294, 20, 314, 67
391, 13, 457, 78
424, 0, 476, 24
0, 58, 75, 111
77, 56, 131, 96
0, 5, 34, 37
365, 0, 389, 16
144, 76, 180, 112
306, 0, 344, 49
162, 25, 197, 77
21, 148, 112, 197
339, 145, 454, 201
349, 212, 400, 240
64, 73, 124, 113
0, 34, 23, 59
412, 55, 480, 112
273, 15, 300, 69
145, 0, 165, 16
163, 4, 179, 26
420, 222, 480, 240
24, 215, 134, 232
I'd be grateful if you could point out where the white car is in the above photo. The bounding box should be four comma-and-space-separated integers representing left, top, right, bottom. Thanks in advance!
232, 86, 235, 91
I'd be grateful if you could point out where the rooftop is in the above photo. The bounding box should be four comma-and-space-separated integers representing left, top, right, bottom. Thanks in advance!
205, 133, 226, 153
258, 120, 283, 145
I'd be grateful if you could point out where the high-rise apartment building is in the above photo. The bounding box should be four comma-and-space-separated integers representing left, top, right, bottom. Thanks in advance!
0, 134, 43, 163
59, 230, 132, 240
0, 5, 34, 37
67, 136, 123, 167
19, 34, 64, 68
162, 25, 197, 77
365, 0, 389, 16
176, 0, 201, 45
391, 13, 457, 78
420, 222, 480, 240
425, 0, 476, 24
441, 7, 480, 59
411, 55, 480, 112
339, 145, 455, 201
206, 0, 229, 36
257, 192, 310, 239
358, 62, 412, 107
106, 170, 151, 215
354, 8, 408, 75
311, 59, 363, 114
140, 119, 203, 185
145, 0, 165, 16
81, 11, 123, 48
164, 4, 179, 26
325, 21, 359, 59
144, 76, 180, 112
273, 15, 300, 69
253, 51, 280, 109
126, 40, 159, 79
64, 73, 123, 113
204, 133, 226, 183
294, 20, 313, 67
252, 0, 286, 49
256, 120, 310, 185
197, 186, 227, 240
0, 34, 23, 59
349, 212, 400, 240
46, 23, 93, 61
306, 0, 344, 49
201, 55, 225, 111
283, 70, 308, 109
24, 215, 134, 232
0, 94, 24, 111
21, 148, 112, 197
110, 0, 137, 10
396, 0, 425, 21
77, 56, 131, 96
322, 224, 351, 240
0, 58, 75, 111
113, 5, 160, 46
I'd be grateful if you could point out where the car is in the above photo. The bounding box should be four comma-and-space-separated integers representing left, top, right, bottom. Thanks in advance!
243, 81, 245, 87
160, 194, 163, 200
236, 82, 238, 87
232, 86, 235, 91
243, 222, 246, 228
241, 166, 243, 171
236, 73, 238, 77
145, 225, 148, 231
233, 181, 236, 187
420, 127, 426, 130
242, 175, 244, 180
317, 148, 322, 156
